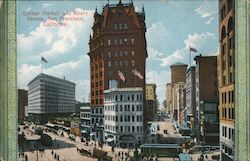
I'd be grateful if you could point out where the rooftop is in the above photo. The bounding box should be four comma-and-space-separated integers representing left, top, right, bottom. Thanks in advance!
28, 73, 76, 86
170, 62, 187, 67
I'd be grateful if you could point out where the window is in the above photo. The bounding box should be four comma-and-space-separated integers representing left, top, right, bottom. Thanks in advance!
120, 51, 123, 57
119, 39, 122, 44
120, 116, 123, 122
108, 51, 111, 58
132, 51, 135, 56
120, 61, 123, 66
132, 60, 135, 66
108, 39, 111, 45
115, 61, 118, 67
124, 39, 127, 43
114, 39, 118, 45
229, 37, 234, 49
119, 23, 122, 29
124, 51, 128, 56
131, 38, 135, 44
124, 23, 128, 29
115, 51, 118, 57
114, 24, 117, 30
108, 61, 111, 67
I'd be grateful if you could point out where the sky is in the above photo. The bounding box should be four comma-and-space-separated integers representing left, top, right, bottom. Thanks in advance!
17, 0, 219, 103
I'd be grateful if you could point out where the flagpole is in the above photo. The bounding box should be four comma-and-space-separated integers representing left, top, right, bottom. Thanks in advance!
189, 46, 191, 67
41, 57, 43, 74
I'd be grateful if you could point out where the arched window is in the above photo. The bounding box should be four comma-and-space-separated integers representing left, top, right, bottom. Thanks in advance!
228, 17, 233, 33
221, 26, 226, 40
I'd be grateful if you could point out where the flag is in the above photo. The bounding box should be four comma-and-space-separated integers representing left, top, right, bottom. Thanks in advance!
190, 47, 198, 53
41, 56, 48, 63
132, 69, 144, 80
118, 70, 125, 82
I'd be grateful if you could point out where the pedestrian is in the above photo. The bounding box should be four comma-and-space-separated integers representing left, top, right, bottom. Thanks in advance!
51, 150, 54, 155
25, 154, 28, 161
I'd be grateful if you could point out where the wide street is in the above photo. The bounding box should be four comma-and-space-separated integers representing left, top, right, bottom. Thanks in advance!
19, 124, 134, 161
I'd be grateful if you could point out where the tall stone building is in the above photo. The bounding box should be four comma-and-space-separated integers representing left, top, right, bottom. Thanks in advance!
87, 0, 147, 141
18, 89, 28, 124
165, 83, 171, 113
26, 73, 76, 124
194, 55, 219, 145
185, 67, 196, 132
170, 62, 187, 121
218, 0, 235, 160
145, 84, 157, 122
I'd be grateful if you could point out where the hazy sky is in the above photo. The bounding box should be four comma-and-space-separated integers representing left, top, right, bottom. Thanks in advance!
17, 0, 218, 103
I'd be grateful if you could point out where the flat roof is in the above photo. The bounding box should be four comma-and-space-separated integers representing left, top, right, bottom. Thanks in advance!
104, 87, 143, 93
140, 144, 180, 148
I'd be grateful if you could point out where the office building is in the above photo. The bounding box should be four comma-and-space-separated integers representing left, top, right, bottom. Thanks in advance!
104, 84, 144, 148
218, 0, 235, 160
185, 67, 196, 132
80, 106, 91, 139
166, 83, 171, 113
170, 62, 187, 121
26, 73, 76, 124
194, 55, 219, 145
145, 84, 157, 122
87, 0, 147, 141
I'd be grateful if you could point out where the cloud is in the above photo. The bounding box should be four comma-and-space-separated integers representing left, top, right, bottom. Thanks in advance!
195, 0, 217, 18
159, 32, 217, 67
18, 56, 90, 101
184, 32, 216, 50
160, 49, 184, 67
195, 0, 217, 24
205, 17, 214, 24
17, 8, 94, 64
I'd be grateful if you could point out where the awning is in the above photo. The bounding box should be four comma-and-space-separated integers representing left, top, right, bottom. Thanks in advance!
106, 138, 114, 142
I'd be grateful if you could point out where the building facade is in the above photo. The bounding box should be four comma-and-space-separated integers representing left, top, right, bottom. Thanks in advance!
194, 55, 219, 145
26, 73, 76, 124
104, 86, 144, 148
165, 83, 171, 114
185, 67, 196, 132
174, 82, 186, 128
170, 62, 187, 121
18, 89, 28, 124
218, 0, 235, 160
145, 84, 157, 122
80, 106, 91, 140
87, 0, 147, 141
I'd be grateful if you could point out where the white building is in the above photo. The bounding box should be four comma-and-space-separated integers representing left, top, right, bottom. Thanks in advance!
80, 106, 91, 139
26, 73, 76, 123
104, 83, 144, 148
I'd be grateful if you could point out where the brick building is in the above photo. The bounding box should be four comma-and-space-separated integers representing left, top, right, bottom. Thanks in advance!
88, 0, 147, 141
170, 62, 187, 121
218, 0, 235, 160
194, 55, 219, 145
145, 84, 157, 122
